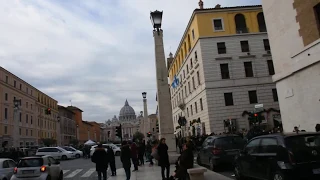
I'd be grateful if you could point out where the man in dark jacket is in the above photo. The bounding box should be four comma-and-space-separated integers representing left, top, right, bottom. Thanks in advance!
91, 144, 109, 180
173, 143, 194, 180
130, 140, 138, 171
121, 141, 131, 180
106, 146, 116, 176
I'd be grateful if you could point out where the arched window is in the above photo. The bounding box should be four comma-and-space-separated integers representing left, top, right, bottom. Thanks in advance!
235, 14, 248, 33
187, 34, 191, 52
257, 12, 266, 32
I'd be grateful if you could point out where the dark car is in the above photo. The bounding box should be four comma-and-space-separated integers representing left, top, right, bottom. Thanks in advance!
197, 134, 245, 171
234, 132, 320, 180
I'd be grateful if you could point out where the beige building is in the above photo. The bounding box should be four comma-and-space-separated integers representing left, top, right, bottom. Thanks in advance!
262, 0, 320, 132
0, 66, 59, 148
58, 105, 76, 145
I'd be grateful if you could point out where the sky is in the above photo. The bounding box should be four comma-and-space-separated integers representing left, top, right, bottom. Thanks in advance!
0, 0, 261, 123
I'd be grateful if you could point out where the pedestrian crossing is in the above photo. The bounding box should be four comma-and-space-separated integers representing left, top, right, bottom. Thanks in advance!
63, 168, 111, 178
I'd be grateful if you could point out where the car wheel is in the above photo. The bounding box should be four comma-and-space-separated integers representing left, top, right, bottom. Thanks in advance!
209, 159, 218, 171
115, 151, 120, 156
61, 155, 67, 160
196, 155, 202, 165
234, 163, 245, 180
272, 171, 286, 180
58, 171, 63, 180
76, 154, 80, 158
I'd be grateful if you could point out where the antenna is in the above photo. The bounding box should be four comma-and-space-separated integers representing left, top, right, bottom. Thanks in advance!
70, 100, 72, 106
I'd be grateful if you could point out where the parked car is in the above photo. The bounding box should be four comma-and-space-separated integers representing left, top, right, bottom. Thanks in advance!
197, 134, 245, 171
36, 147, 75, 160
11, 155, 63, 180
234, 132, 320, 180
90, 144, 121, 156
0, 158, 16, 180
61, 146, 83, 158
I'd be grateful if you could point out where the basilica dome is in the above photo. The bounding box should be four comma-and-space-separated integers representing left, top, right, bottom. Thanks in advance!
119, 100, 136, 121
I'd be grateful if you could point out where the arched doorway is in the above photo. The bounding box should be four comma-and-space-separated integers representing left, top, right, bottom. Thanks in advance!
257, 12, 267, 32
235, 14, 248, 33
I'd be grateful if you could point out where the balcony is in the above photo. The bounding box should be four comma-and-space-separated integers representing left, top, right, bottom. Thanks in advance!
236, 27, 249, 34
177, 99, 186, 110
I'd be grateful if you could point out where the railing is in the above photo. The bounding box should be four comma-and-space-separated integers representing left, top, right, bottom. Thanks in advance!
236, 27, 249, 34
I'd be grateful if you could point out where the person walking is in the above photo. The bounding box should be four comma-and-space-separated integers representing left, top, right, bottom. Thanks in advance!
106, 146, 116, 176
121, 141, 132, 180
138, 141, 145, 166
91, 144, 109, 180
130, 140, 138, 171
157, 138, 170, 180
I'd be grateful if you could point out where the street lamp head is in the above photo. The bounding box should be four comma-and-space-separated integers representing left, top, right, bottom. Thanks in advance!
142, 92, 147, 99
150, 10, 163, 30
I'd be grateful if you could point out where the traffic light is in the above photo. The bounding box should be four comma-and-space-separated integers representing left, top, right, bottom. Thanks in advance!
147, 132, 151, 137
46, 108, 51, 115
115, 125, 122, 138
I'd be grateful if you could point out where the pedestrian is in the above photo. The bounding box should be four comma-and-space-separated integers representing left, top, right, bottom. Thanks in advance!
138, 141, 145, 166
91, 143, 109, 180
106, 146, 116, 176
172, 143, 194, 180
130, 139, 138, 171
157, 138, 170, 180
120, 141, 131, 180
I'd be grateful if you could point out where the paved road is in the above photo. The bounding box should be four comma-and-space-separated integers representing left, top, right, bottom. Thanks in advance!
60, 156, 122, 179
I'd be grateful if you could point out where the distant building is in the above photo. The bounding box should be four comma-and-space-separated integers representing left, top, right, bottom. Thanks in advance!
58, 105, 76, 145
103, 100, 141, 141
261, 0, 320, 132
168, 3, 280, 135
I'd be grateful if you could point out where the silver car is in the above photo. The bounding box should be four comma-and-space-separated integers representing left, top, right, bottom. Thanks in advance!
0, 158, 16, 180
10, 155, 63, 180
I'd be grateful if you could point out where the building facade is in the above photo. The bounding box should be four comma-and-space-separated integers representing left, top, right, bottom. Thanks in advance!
261, 0, 320, 132
168, 4, 280, 135
0, 66, 58, 148
104, 100, 141, 142
58, 105, 76, 145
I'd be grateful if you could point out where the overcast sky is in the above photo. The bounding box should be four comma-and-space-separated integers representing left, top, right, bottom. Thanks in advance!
0, 0, 261, 123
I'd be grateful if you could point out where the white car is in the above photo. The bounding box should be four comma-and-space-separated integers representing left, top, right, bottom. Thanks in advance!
0, 158, 16, 180
36, 147, 75, 160
62, 146, 83, 158
11, 155, 63, 180
90, 144, 121, 156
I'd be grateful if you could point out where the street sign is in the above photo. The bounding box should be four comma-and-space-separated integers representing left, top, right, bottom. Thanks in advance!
254, 104, 263, 109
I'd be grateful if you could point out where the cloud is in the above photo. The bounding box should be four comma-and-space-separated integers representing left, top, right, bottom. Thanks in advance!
0, 0, 261, 122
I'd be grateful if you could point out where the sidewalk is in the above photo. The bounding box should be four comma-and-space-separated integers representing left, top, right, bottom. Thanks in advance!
108, 165, 233, 180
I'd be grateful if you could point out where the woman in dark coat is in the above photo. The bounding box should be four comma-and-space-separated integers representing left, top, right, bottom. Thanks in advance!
91, 144, 109, 180
121, 141, 132, 180
157, 138, 170, 180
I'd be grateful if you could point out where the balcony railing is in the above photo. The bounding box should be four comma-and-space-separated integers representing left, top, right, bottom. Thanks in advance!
177, 99, 186, 110
236, 27, 249, 34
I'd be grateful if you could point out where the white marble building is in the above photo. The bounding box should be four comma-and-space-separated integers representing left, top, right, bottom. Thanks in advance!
103, 100, 141, 141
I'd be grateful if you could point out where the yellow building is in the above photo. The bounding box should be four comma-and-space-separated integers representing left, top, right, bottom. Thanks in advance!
169, 3, 280, 135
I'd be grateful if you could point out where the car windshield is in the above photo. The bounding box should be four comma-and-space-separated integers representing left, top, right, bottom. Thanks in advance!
63, 147, 75, 151
18, 158, 43, 167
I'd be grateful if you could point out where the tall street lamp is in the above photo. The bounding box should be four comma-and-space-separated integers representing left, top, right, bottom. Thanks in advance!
13, 99, 21, 148
142, 92, 149, 137
150, 10, 178, 162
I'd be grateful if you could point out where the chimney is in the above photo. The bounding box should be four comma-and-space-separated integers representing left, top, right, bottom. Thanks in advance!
198, 0, 204, 9
167, 52, 174, 71
215, 4, 221, 9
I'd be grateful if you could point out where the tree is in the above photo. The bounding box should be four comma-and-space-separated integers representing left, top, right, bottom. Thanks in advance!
69, 138, 79, 146
133, 131, 145, 142
41, 138, 56, 147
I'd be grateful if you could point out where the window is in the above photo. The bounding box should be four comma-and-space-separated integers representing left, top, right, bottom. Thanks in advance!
26, 102, 28, 108
181, 89, 184, 98
272, 89, 278, 102
213, 18, 224, 31
248, 90, 258, 104
188, 82, 191, 93
224, 93, 234, 106
31, 130, 33, 136
31, 90, 33, 96
244, 62, 254, 77
245, 139, 260, 154
184, 86, 187, 97
263, 39, 270, 51
31, 104, 33, 110
186, 65, 189, 73
217, 42, 226, 54
26, 129, 28, 136
192, 29, 195, 39
14, 80, 16, 87
235, 14, 248, 33
26, 87, 28, 93
314, 3, 320, 32
267, 60, 275, 75
240, 41, 250, 52
190, 58, 193, 68
220, 64, 230, 79
195, 102, 198, 113
260, 138, 278, 153
5, 93, 8, 101
31, 116, 33, 124
200, 98, 203, 110
19, 128, 21, 135
187, 108, 189, 117
195, 51, 198, 61
257, 12, 267, 32
19, 113, 22, 122
197, 71, 200, 85
192, 77, 195, 89
4, 108, 8, 119
5, 76, 8, 83
183, 70, 185, 78
190, 105, 193, 116
26, 114, 28, 123
4, 126, 7, 134
19, 84, 22, 90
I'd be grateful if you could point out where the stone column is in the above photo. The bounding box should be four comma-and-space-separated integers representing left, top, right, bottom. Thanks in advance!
152, 30, 179, 163
143, 99, 149, 134
13, 106, 20, 148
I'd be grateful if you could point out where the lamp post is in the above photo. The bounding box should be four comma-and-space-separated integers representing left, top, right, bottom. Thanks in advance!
150, 10, 178, 162
76, 124, 79, 141
13, 99, 21, 148
57, 116, 61, 146
142, 92, 149, 137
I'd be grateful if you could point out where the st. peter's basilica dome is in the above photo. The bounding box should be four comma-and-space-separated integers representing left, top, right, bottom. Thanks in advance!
119, 100, 136, 121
